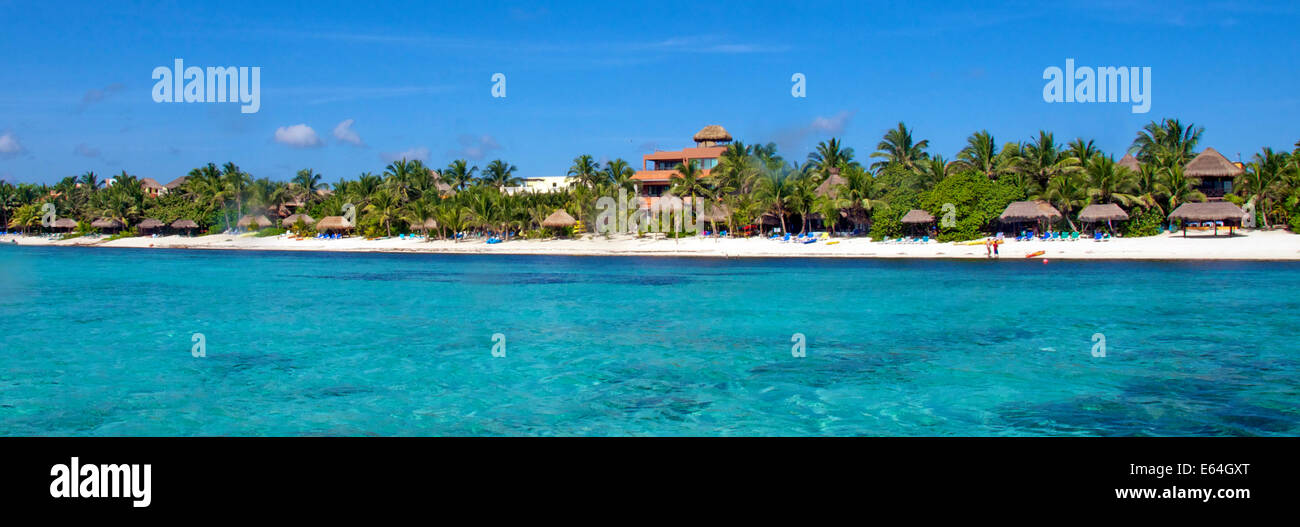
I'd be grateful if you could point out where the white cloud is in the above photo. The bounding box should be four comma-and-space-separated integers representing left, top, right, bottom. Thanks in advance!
273, 124, 322, 148
381, 147, 429, 163
333, 119, 363, 146
772, 111, 857, 149
0, 132, 25, 157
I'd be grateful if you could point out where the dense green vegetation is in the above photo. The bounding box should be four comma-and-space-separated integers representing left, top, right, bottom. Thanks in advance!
2, 118, 1298, 241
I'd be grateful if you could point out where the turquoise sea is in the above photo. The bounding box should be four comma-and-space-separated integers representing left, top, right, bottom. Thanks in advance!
0, 245, 1296, 436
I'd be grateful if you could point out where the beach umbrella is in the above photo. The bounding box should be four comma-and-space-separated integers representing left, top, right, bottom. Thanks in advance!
541, 209, 576, 228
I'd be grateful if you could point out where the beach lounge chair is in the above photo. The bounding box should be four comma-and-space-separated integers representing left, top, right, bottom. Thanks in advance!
1070, 231, 1080, 241
921, 235, 930, 243
1093, 231, 1103, 241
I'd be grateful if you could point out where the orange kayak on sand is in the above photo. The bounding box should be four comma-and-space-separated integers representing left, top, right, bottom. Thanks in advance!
1025, 250, 1045, 258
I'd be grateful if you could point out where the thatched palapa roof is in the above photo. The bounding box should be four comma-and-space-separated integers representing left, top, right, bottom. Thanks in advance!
1117, 154, 1141, 173
315, 216, 353, 231
140, 178, 165, 190
51, 218, 78, 229
1078, 203, 1130, 222
900, 209, 936, 224
541, 209, 576, 228
164, 176, 188, 190
138, 218, 166, 230
416, 218, 438, 230
171, 219, 199, 229
1184, 147, 1244, 178
1168, 201, 1246, 222
91, 218, 123, 229
237, 214, 272, 228
815, 170, 847, 198
283, 214, 316, 226
693, 125, 732, 143
999, 200, 1062, 222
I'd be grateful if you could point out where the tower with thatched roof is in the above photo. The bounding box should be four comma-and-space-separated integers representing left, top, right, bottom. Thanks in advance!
693, 125, 732, 147
1184, 147, 1243, 200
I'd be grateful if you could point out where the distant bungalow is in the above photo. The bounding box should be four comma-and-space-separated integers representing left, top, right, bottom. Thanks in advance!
1121, 148, 1243, 201
632, 125, 731, 208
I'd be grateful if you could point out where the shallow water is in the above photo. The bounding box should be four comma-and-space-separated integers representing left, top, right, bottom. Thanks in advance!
0, 246, 1296, 436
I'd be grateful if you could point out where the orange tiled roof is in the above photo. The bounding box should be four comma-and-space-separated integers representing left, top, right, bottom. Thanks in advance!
632, 168, 714, 183
643, 146, 726, 162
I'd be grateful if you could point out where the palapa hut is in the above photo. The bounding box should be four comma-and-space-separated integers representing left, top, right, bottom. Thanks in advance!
999, 200, 1062, 234
814, 168, 847, 199
1077, 203, 1130, 234
140, 178, 165, 198
900, 209, 935, 235
692, 125, 732, 147
541, 209, 576, 236
50, 218, 78, 232
170, 219, 199, 236
315, 216, 353, 233
1184, 147, 1243, 199
282, 214, 316, 228
90, 218, 123, 233
413, 218, 438, 234
137, 218, 166, 234
237, 214, 272, 230
1168, 201, 1246, 236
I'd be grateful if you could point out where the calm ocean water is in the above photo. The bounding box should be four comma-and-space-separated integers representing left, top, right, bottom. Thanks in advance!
0, 245, 1296, 436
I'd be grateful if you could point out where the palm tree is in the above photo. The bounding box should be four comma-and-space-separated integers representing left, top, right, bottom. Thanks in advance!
753, 166, 797, 234
221, 162, 251, 218
669, 160, 708, 216
363, 190, 400, 237
915, 156, 950, 190
292, 169, 323, 204
1084, 155, 1140, 207
807, 138, 856, 182
1133, 164, 1170, 214
870, 122, 929, 172
443, 160, 479, 191
1020, 131, 1081, 188
1164, 165, 1206, 214
1067, 138, 1101, 166
603, 159, 638, 194
482, 159, 522, 190
953, 130, 1001, 178
567, 155, 603, 188
1131, 118, 1204, 170
839, 165, 885, 232
1237, 147, 1290, 228
1037, 173, 1088, 231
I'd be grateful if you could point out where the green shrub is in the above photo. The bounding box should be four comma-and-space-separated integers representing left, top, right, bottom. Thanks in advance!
1121, 206, 1164, 237
917, 171, 1024, 242
255, 227, 286, 237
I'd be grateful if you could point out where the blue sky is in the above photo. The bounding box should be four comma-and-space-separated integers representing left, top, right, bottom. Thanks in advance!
1, 0, 1297, 185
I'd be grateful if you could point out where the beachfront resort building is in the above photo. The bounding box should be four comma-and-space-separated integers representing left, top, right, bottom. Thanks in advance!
503, 176, 577, 195
632, 125, 731, 208
1121, 148, 1242, 201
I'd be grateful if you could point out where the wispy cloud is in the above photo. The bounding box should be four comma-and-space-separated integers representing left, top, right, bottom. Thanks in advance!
381, 147, 429, 163
333, 119, 364, 146
771, 111, 857, 149
447, 134, 501, 160
74, 143, 101, 158
77, 83, 125, 112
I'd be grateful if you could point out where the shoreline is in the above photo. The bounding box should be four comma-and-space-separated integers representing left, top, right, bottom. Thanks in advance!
5, 230, 1300, 261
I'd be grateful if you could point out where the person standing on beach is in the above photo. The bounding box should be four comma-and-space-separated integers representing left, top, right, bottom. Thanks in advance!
984, 238, 992, 258
993, 238, 1000, 258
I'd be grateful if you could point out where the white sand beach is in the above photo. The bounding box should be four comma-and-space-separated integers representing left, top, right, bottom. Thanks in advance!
4, 229, 1300, 260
